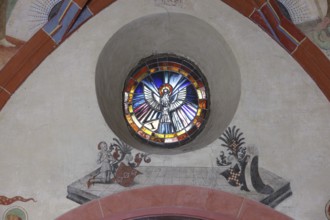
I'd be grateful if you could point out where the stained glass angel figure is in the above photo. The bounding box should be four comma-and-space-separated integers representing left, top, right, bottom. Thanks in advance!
144, 83, 187, 134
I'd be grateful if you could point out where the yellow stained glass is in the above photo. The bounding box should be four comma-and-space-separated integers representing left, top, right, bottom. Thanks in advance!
176, 129, 186, 136
130, 85, 137, 94
123, 53, 210, 147
141, 127, 153, 135
165, 133, 176, 138
196, 89, 202, 99
128, 105, 133, 113
197, 109, 202, 116
179, 69, 188, 77
154, 133, 165, 138
128, 93, 134, 103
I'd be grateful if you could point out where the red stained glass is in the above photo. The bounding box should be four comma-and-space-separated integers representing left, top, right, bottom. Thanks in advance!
123, 54, 210, 147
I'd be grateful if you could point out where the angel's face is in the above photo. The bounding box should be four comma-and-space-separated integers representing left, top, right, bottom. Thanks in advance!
163, 89, 169, 95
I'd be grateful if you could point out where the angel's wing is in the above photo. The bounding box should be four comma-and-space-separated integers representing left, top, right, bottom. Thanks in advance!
144, 86, 161, 111
169, 87, 187, 111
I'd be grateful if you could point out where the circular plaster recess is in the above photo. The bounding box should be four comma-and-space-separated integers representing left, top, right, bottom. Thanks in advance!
96, 12, 241, 155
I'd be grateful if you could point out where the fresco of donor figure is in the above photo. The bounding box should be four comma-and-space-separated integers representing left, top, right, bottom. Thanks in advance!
0, 0, 15, 47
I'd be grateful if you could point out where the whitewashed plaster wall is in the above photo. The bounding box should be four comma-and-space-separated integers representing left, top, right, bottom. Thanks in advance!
0, 0, 330, 219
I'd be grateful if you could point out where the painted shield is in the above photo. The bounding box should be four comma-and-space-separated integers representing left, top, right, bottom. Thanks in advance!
114, 163, 142, 187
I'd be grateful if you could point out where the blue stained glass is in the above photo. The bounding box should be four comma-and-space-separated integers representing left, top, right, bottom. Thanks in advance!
132, 94, 145, 108
169, 72, 183, 87
150, 72, 164, 89
158, 123, 174, 134
141, 76, 159, 94
185, 85, 198, 104
134, 83, 144, 94
181, 104, 196, 120
123, 54, 209, 147
172, 78, 190, 95
164, 71, 169, 84
132, 99, 145, 109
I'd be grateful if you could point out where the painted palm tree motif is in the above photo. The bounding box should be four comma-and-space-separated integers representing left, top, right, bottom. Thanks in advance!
217, 126, 274, 195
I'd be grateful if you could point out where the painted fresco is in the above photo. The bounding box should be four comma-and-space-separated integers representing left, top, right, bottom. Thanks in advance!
0, 0, 17, 47
86, 139, 151, 188
308, 3, 330, 57
67, 139, 151, 204
67, 127, 291, 208
0, 0, 329, 219
0, 197, 35, 206
277, 0, 330, 58
0, 0, 22, 70
0, 0, 65, 70
123, 54, 209, 147
2, 207, 28, 220
0, 196, 35, 220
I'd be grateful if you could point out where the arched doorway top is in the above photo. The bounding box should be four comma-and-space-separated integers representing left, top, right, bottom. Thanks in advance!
56, 185, 292, 220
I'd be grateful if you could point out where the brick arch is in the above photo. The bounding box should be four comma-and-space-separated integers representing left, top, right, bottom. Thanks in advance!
0, 0, 329, 110
56, 185, 292, 220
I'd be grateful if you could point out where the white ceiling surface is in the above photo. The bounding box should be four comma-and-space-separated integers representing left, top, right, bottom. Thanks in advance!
0, 0, 329, 219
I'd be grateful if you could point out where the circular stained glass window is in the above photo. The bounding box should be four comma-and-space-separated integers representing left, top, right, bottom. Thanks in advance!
123, 54, 210, 147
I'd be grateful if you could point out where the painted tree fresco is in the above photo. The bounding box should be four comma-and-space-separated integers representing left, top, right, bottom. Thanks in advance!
218, 126, 275, 193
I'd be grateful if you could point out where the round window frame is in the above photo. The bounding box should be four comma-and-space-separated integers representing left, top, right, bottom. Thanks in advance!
122, 54, 210, 148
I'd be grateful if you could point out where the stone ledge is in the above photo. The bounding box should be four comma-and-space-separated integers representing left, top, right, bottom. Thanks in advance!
67, 166, 291, 208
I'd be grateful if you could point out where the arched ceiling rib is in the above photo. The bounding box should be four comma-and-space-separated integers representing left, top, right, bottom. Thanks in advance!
0, 0, 329, 110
